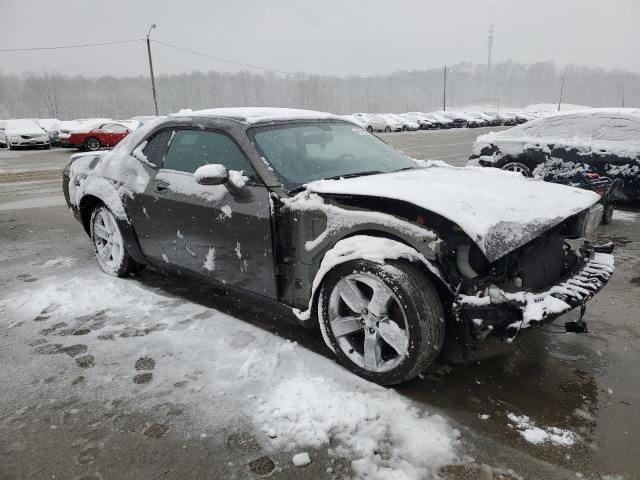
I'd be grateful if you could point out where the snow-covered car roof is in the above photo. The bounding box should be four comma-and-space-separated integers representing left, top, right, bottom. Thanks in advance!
480, 108, 640, 142
171, 107, 340, 125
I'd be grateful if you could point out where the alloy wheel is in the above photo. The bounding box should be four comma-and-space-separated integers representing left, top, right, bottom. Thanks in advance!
92, 208, 124, 273
328, 273, 409, 373
86, 137, 100, 151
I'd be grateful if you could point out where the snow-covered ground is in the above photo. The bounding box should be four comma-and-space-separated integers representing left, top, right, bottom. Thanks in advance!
0, 259, 462, 479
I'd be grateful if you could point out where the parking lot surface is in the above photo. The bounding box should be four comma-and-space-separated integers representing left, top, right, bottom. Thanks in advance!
1, 130, 639, 480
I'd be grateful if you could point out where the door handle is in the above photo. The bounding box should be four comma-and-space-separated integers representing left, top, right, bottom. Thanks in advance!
155, 180, 169, 193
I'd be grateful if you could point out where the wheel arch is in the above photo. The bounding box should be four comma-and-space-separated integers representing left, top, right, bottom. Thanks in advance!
78, 193, 148, 266
297, 231, 451, 328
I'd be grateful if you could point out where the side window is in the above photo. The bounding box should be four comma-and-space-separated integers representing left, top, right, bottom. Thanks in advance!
141, 129, 173, 167
592, 117, 640, 142
537, 115, 594, 140
162, 129, 257, 177
110, 124, 128, 132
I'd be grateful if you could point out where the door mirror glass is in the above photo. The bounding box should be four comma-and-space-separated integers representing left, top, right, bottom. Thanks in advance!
194, 164, 229, 185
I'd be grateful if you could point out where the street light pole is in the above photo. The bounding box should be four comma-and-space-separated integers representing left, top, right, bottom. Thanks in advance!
146, 24, 159, 116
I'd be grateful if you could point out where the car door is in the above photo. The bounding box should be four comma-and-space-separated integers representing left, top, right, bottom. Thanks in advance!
132, 126, 277, 299
534, 114, 593, 165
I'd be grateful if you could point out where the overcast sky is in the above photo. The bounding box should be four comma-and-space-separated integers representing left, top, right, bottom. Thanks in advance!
1, 0, 639, 77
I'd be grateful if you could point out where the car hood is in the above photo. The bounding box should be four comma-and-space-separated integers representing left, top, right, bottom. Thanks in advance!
305, 163, 600, 262
6, 127, 47, 136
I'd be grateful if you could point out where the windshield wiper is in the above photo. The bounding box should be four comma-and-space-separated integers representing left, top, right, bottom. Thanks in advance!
322, 170, 384, 181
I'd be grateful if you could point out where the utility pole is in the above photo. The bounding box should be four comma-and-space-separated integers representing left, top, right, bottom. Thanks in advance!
622, 83, 625, 107
146, 24, 159, 116
557, 75, 565, 112
443, 65, 447, 111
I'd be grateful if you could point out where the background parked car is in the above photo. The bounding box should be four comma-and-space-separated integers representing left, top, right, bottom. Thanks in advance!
66, 121, 134, 151
0, 119, 50, 149
468, 108, 640, 201
35, 118, 61, 145
385, 114, 419, 131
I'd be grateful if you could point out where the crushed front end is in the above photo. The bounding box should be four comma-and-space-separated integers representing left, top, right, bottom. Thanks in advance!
444, 209, 615, 341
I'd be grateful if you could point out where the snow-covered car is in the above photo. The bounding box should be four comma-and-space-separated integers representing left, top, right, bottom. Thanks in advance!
0, 119, 50, 149
403, 112, 436, 130
63, 107, 614, 385
434, 111, 469, 128
351, 113, 383, 133
469, 108, 640, 201
370, 114, 400, 132
385, 114, 419, 131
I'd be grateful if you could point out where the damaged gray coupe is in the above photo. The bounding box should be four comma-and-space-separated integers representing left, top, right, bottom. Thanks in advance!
63, 108, 614, 385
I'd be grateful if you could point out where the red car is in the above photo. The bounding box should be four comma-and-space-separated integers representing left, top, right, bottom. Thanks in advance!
66, 122, 133, 151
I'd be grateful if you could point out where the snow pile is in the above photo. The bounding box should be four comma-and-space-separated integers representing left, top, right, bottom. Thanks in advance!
255, 376, 459, 479
306, 163, 598, 262
507, 413, 576, 446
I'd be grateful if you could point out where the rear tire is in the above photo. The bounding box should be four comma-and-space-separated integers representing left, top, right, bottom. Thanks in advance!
90, 205, 137, 277
602, 204, 614, 225
367, 125, 374, 133
384, 126, 392, 133
318, 259, 445, 385
84, 137, 101, 151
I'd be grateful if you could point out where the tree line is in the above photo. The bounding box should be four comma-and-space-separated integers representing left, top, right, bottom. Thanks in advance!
0, 61, 637, 120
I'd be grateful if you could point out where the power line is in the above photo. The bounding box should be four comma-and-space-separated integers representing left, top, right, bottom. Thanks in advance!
0, 38, 144, 52
152, 39, 344, 79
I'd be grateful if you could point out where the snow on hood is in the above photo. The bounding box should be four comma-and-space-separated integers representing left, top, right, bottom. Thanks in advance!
5, 126, 47, 136
306, 163, 600, 262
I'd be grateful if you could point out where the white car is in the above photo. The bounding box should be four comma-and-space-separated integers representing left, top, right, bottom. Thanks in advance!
0, 119, 51, 149
386, 114, 419, 131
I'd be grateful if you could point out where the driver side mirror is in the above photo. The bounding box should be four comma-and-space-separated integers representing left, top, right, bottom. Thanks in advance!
195, 164, 229, 185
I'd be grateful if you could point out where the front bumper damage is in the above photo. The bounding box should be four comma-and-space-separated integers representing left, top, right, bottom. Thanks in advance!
456, 247, 615, 339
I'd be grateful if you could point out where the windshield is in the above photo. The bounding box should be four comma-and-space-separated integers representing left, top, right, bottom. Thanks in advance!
250, 122, 416, 190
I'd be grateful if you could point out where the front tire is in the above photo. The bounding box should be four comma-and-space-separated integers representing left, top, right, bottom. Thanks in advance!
367, 125, 374, 133
90, 205, 136, 277
84, 137, 101, 151
384, 126, 392, 133
318, 259, 445, 385
501, 161, 532, 177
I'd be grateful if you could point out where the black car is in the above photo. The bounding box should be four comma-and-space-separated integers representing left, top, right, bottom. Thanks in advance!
469, 108, 640, 201
63, 108, 614, 385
